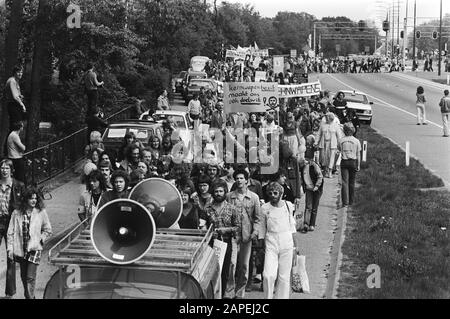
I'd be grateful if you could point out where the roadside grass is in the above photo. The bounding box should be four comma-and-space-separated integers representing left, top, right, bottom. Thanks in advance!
337, 126, 450, 299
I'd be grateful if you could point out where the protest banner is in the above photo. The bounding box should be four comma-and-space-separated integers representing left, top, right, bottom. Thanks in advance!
278, 81, 322, 98
226, 50, 247, 60
224, 82, 279, 113
255, 71, 267, 82
273, 56, 284, 75
290, 49, 297, 58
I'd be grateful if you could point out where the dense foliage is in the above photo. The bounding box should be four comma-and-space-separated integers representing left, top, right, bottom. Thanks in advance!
2, 0, 433, 148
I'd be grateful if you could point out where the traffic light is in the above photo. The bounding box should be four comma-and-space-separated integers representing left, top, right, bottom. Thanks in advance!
432, 31, 438, 39
400, 31, 404, 39
358, 20, 366, 32
415, 31, 421, 39
382, 20, 390, 32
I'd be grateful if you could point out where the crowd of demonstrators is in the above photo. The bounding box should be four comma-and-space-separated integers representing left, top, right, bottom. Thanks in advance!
69, 51, 367, 299
0, 158, 52, 299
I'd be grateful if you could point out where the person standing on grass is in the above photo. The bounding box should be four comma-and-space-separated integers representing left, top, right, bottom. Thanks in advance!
7, 122, 26, 184
416, 86, 428, 125
338, 123, 361, 208
439, 90, 450, 137
7, 187, 52, 299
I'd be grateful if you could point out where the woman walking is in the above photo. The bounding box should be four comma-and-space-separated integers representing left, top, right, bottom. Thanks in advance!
318, 112, 342, 178
7, 187, 52, 299
416, 86, 428, 125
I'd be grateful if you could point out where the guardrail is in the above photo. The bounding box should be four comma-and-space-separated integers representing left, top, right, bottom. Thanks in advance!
24, 105, 135, 186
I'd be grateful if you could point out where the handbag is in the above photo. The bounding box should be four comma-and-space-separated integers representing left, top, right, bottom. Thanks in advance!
291, 255, 310, 293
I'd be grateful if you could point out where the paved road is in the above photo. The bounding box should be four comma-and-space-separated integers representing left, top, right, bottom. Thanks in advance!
311, 72, 450, 186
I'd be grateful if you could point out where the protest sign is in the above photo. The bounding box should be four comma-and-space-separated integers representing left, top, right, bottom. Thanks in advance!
226, 50, 247, 60
278, 81, 322, 98
273, 56, 284, 75
224, 82, 279, 113
290, 49, 297, 58
255, 71, 267, 82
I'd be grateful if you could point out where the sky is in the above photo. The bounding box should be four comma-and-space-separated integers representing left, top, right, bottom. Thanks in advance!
223, 0, 450, 24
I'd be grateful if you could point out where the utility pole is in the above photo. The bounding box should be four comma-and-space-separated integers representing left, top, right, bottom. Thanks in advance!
412, 0, 416, 70
403, 0, 408, 68
438, 0, 443, 75
392, 1, 395, 59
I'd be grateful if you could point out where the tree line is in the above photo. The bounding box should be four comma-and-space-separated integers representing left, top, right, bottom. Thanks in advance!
0, 0, 436, 153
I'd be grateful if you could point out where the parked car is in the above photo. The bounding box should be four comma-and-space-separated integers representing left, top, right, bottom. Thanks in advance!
101, 120, 163, 163
185, 78, 218, 104
332, 90, 373, 125
140, 110, 198, 162
182, 70, 208, 100
173, 71, 187, 93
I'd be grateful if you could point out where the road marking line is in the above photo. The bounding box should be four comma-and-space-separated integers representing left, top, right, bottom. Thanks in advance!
326, 73, 443, 129
388, 73, 447, 91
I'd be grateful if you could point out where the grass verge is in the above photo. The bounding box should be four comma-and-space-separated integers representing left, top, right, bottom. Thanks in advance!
337, 126, 450, 299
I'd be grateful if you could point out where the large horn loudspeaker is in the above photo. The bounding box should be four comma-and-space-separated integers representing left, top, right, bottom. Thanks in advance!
129, 178, 183, 229
91, 199, 156, 265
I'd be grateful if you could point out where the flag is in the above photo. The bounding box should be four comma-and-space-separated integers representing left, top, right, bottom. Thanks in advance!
254, 42, 259, 51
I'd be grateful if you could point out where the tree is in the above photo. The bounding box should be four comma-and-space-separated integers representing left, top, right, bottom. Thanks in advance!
26, 0, 52, 149
1, 0, 24, 156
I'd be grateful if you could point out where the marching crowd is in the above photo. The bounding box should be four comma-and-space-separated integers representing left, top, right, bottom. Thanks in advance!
75, 55, 363, 300
0, 56, 363, 299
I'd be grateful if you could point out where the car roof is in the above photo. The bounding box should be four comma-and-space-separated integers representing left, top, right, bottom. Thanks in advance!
337, 90, 367, 96
107, 120, 162, 129
154, 110, 186, 116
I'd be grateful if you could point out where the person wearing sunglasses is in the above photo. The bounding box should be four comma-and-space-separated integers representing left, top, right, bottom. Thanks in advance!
258, 182, 300, 299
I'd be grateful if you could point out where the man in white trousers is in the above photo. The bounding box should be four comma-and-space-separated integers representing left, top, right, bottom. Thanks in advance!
258, 182, 301, 299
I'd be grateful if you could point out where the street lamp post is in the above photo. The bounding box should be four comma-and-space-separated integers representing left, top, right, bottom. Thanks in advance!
412, 0, 417, 70
438, 0, 443, 76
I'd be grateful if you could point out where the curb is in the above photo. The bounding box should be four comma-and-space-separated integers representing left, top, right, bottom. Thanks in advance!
324, 175, 347, 299
371, 127, 450, 189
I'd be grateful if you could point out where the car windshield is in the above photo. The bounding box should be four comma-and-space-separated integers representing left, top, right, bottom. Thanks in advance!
341, 93, 369, 104
152, 115, 186, 129
189, 81, 214, 90
105, 127, 159, 142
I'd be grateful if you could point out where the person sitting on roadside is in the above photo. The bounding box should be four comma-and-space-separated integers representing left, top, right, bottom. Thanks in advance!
97, 170, 131, 209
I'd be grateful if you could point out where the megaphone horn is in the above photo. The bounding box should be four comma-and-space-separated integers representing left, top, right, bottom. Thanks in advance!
91, 199, 156, 265
129, 178, 183, 229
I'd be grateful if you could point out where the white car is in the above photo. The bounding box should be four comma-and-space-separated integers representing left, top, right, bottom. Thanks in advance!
333, 90, 374, 125
139, 110, 210, 162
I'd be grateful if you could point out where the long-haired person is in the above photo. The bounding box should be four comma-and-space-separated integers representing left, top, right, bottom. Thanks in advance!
416, 86, 428, 125
77, 170, 107, 221
97, 170, 130, 209
7, 187, 52, 299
